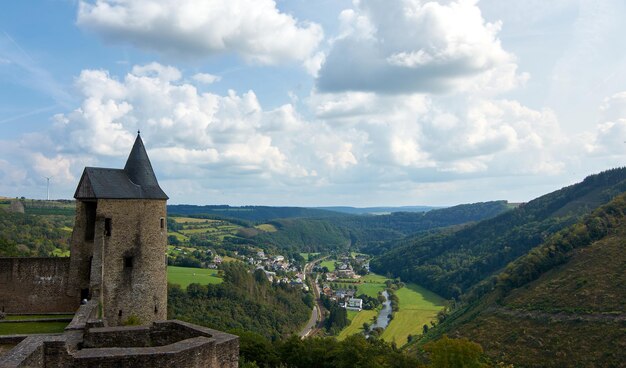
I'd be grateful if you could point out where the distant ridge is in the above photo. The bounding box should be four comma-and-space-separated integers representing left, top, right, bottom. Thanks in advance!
313, 205, 440, 215
167, 204, 346, 222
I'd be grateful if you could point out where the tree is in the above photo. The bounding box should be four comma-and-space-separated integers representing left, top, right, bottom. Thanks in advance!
363, 322, 370, 332
424, 335, 486, 368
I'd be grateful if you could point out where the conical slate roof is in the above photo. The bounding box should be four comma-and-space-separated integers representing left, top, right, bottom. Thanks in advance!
74, 133, 168, 200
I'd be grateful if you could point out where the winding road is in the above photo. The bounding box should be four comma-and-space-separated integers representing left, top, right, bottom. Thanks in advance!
299, 256, 328, 338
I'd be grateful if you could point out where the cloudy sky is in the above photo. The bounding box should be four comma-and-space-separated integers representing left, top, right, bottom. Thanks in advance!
1, 0, 626, 206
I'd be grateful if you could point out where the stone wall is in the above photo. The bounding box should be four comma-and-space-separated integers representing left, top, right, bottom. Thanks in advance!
0, 320, 239, 368
0, 258, 78, 313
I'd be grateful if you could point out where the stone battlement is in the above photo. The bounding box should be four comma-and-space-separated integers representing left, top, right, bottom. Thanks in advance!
0, 304, 238, 368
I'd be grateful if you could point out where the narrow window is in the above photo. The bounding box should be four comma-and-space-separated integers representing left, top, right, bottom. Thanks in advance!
118, 310, 123, 317
104, 218, 112, 236
154, 304, 158, 314
160, 217, 165, 229
124, 256, 133, 268
84, 202, 97, 241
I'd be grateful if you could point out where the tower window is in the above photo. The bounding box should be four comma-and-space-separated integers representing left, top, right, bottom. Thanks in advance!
118, 310, 123, 317
124, 256, 133, 268
160, 217, 165, 229
84, 202, 97, 241
104, 218, 112, 236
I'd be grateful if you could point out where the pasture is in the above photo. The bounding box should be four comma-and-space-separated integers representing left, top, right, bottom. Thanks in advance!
337, 309, 378, 341
167, 266, 223, 289
320, 260, 336, 272
381, 284, 446, 346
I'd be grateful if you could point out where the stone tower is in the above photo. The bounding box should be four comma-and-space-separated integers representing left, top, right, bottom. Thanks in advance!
68, 133, 168, 326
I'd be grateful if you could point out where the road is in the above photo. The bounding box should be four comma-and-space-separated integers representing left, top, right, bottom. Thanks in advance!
299, 256, 328, 338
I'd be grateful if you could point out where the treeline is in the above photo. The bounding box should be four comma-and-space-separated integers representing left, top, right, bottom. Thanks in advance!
0, 210, 72, 257
372, 167, 626, 299
167, 204, 344, 222
338, 201, 510, 253
255, 219, 351, 253
236, 331, 488, 368
167, 262, 311, 339
253, 201, 510, 254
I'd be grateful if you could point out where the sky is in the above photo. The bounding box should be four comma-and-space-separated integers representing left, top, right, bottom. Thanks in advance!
1, 0, 626, 207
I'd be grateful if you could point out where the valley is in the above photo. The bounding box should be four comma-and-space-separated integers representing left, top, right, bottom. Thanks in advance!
2, 168, 625, 366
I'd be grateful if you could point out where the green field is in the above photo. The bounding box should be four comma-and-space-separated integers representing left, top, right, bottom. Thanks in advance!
170, 217, 242, 244
360, 273, 388, 283
167, 266, 223, 288
299, 252, 320, 262
337, 309, 378, 341
357, 283, 386, 298
255, 224, 277, 232
381, 284, 446, 346
320, 260, 336, 272
5, 314, 73, 321
335, 275, 445, 346
0, 322, 68, 335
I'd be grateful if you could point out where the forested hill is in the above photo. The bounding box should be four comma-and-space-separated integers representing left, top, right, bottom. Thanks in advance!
0, 207, 72, 257
426, 192, 626, 367
340, 200, 511, 253
253, 201, 511, 253
314, 205, 437, 215
167, 204, 345, 221
371, 167, 626, 299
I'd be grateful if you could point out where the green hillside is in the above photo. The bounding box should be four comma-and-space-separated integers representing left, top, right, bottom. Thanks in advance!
167, 204, 345, 221
0, 201, 73, 257
254, 201, 511, 253
423, 192, 626, 367
372, 168, 626, 299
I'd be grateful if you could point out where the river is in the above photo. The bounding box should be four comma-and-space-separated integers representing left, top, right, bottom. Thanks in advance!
370, 290, 392, 330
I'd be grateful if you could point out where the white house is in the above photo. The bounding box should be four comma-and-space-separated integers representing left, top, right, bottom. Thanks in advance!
345, 298, 363, 311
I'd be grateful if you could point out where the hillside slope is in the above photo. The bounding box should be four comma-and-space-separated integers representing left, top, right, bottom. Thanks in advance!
431, 193, 626, 367
254, 201, 511, 253
372, 168, 626, 299
167, 204, 345, 221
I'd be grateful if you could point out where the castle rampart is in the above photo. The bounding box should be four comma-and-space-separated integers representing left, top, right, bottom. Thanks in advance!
0, 257, 77, 313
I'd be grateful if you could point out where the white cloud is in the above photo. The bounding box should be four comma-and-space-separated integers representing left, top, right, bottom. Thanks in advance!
586, 91, 626, 156
316, 0, 524, 94
6, 62, 574, 205
192, 73, 221, 84
77, 0, 324, 64
50, 63, 311, 187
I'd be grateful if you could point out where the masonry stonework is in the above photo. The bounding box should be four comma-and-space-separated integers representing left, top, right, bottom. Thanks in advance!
91, 199, 168, 325
0, 257, 77, 313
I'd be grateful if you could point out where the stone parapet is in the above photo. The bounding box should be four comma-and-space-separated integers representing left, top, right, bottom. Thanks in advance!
0, 320, 238, 368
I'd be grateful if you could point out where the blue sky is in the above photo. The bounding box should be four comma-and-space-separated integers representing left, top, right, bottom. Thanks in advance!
1, 0, 626, 206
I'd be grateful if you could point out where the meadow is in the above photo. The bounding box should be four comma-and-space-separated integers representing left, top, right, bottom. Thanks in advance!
299, 252, 320, 262
0, 322, 68, 335
167, 265, 223, 289
337, 309, 377, 341
334, 272, 445, 346
320, 260, 336, 272
381, 284, 446, 346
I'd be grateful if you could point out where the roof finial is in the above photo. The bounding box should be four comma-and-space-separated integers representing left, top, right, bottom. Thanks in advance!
137, 129, 141, 135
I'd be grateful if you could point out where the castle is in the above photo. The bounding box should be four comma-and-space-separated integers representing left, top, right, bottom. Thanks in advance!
0, 133, 239, 367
